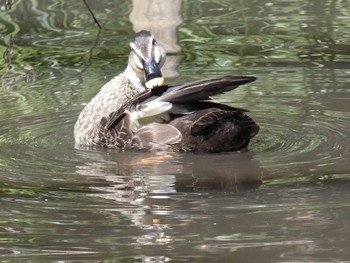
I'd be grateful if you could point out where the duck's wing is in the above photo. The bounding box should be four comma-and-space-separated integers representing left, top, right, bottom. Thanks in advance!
106, 101, 172, 130
154, 76, 257, 103
113, 76, 256, 109
106, 75, 257, 135
169, 101, 249, 116
100, 108, 181, 150
131, 122, 181, 151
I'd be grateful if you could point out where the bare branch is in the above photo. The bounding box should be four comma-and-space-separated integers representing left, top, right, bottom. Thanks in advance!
82, 0, 102, 29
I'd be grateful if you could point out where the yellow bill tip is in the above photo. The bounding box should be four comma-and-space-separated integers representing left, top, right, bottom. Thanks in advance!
145, 77, 164, 90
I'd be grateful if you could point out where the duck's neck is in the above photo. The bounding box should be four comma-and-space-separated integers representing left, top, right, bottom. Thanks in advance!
124, 66, 146, 94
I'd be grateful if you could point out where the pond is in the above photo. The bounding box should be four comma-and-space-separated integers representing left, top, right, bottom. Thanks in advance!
1, 0, 350, 262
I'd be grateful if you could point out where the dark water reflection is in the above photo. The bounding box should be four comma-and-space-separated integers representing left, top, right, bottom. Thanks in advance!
1, 0, 350, 262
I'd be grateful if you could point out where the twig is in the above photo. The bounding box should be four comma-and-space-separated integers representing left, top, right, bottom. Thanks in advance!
82, 0, 102, 29
5, 0, 14, 10
79, 28, 102, 76
2, 35, 14, 67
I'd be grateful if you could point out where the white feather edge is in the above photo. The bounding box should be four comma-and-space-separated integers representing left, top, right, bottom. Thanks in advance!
132, 101, 173, 120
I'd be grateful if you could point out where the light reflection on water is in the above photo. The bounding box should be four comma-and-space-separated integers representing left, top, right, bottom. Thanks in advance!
1, 0, 350, 262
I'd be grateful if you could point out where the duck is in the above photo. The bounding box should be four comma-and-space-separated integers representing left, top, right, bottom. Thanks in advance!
74, 30, 259, 152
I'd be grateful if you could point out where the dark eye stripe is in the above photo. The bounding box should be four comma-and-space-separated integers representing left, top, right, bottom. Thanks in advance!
139, 55, 145, 64
134, 52, 144, 65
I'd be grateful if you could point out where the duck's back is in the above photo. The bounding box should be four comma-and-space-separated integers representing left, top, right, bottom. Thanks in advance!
169, 108, 259, 152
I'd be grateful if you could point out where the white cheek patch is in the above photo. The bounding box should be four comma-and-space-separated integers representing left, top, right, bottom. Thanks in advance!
153, 50, 159, 63
154, 48, 161, 64
135, 57, 143, 69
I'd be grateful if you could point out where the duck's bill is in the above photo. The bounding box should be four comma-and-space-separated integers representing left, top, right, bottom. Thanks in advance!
144, 58, 164, 89
145, 77, 164, 89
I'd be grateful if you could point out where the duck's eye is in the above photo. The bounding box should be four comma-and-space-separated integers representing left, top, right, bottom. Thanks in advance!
152, 39, 157, 46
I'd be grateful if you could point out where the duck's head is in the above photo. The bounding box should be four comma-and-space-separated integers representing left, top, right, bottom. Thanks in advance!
127, 31, 166, 90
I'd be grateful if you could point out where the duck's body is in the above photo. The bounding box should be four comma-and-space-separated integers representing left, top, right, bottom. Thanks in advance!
74, 72, 142, 146
74, 31, 259, 152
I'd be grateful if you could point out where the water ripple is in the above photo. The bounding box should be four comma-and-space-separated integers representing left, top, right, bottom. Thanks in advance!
253, 107, 350, 177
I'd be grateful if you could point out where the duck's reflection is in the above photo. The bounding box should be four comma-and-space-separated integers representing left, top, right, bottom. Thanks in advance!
75, 149, 262, 206
75, 151, 261, 258
75, 149, 262, 251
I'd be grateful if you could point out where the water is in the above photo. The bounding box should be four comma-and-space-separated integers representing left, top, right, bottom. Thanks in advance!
1, 0, 350, 262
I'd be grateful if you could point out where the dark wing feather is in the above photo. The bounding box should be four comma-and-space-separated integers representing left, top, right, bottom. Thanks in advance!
119, 76, 257, 107
157, 76, 257, 102
190, 108, 229, 134
104, 76, 256, 136
170, 108, 259, 152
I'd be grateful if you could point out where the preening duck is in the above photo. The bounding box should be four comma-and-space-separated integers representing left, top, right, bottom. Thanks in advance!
74, 30, 259, 152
